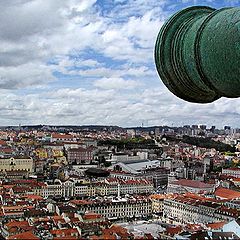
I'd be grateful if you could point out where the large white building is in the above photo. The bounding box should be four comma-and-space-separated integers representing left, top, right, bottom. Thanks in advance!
163, 194, 239, 224
95, 178, 154, 196
0, 157, 33, 172
167, 179, 215, 194
109, 160, 161, 174
222, 168, 240, 178
33, 179, 95, 199
33, 177, 153, 199
69, 196, 152, 220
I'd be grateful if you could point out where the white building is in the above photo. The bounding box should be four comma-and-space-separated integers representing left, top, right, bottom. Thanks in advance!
95, 178, 154, 196
222, 168, 240, 178
167, 179, 215, 194
163, 194, 238, 224
109, 160, 161, 174
0, 157, 33, 172
69, 196, 152, 220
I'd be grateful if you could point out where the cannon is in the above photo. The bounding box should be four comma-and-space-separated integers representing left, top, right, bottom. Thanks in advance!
155, 6, 240, 103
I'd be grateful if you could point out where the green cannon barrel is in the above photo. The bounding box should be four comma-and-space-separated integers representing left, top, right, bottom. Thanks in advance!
155, 6, 240, 103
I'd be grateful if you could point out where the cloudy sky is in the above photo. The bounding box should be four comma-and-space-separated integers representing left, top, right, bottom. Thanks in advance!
0, 0, 240, 128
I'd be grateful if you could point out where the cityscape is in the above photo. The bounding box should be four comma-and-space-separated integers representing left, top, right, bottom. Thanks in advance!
0, 124, 239, 239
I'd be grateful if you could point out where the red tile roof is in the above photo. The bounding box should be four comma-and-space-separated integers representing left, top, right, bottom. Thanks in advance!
0, 140, 7, 145
206, 221, 226, 230
166, 226, 182, 236
50, 228, 79, 236
172, 179, 214, 189
8, 230, 40, 240
52, 133, 74, 139
23, 194, 43, 200
6, 220, 29, 229
83, 212, 103, 220
215, 187, 240, 200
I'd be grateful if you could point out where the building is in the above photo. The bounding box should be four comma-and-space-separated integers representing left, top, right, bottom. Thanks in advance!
0, 157, 33, 172
222, 168, 240, 178
167, 179, 215, 194
51, 133, 76, 142
68, 196, 152, 220
95, 178, 154, 196
109, 160, 160, 175
163, 194, 239, 224
67, 147, 94, 164
150, 194, 175, 215
32, 179, 97, 199
109, 161, 169, 188
215, 187, 240, 201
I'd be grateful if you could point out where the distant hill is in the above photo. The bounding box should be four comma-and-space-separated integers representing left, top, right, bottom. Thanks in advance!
163, 134, 235, 153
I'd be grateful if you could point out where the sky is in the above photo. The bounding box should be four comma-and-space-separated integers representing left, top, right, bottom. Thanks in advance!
0, 0, 240, 128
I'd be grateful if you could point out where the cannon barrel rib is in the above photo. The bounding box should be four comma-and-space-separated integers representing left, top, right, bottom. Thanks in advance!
155, 6, 240, 103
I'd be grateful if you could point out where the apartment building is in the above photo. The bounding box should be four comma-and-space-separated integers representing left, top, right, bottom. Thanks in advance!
150, 194, 176, 215
167, 179, 215, 194
163, 194, 239, 224
67, 147, 94, 164
0, 157, 33, 172
95, 178, 154, 196
222, 168, 240, 178
69, 197, 152, 220
33, 180, 96, 199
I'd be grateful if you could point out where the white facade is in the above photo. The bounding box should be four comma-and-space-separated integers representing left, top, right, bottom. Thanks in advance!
222, 168, 240, 178
167, 179, 215, 194
70, 198, 152, 219
0, 157, 33, 172
163, 197, 236, 224
95, 179, 154, 196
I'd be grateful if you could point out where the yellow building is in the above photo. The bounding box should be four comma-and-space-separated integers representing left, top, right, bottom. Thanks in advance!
35, 148, 48, 159
150, 194, 176, 214
52, 149, 64, 157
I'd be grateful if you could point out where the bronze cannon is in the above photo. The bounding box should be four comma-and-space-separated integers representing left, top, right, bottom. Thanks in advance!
155, 6, 240, 103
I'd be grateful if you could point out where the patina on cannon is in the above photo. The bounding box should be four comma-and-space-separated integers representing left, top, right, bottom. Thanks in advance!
155, 6, 240, 103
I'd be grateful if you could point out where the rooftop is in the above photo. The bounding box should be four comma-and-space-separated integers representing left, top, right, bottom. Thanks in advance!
171, 179, 214, 189
215, 187, 240, 200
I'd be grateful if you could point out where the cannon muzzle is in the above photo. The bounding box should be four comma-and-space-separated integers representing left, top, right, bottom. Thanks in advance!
155, 6, 240, 103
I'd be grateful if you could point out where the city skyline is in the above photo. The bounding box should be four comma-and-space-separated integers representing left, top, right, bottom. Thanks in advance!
1, 0, 240, 127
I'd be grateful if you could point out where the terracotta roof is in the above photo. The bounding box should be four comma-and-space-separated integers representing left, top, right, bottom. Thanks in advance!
149, 194, 175, 200
6, 220, 29, 229
0, 148, 13, 153
172, 179, 213, 189
0, 140, 7, 145
232, 178, 240, 182
166, 226, 182, 236
83, 212, 103, 220
8, 230, 40, 240
144, 233, 154, 240
185, 223, 203, 232
106, 225, 131, 238
224, 168, 240, 171
50, 228, 79, 236
215, 187, 240, 200
52, 134, 74, 139
206, 221, 226, 230
53, 237, 78, 240
23, 194, 43, 200
3, 185, 15, 189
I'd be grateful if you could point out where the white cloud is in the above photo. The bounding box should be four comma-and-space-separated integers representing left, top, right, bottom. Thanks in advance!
94, 77, 141, 89
0, 62, 55, 89
0, 0, 238, 127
